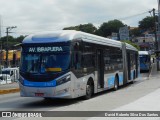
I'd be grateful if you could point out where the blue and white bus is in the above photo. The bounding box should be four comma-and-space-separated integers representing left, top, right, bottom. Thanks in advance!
139, 51, 151, 71
19, 30, 139, 99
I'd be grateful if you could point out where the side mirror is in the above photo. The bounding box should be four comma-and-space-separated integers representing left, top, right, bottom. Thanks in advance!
83, 68, 87, 73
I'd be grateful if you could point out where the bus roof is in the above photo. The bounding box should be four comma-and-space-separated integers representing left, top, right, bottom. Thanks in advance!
126, 43, 138, 51
139, 51, 149, 55
23, 30, 137, 50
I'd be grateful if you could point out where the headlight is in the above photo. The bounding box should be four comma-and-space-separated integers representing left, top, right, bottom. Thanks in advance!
56, 75, 71, 86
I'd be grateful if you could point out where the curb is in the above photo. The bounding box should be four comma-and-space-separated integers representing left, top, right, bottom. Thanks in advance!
0, 88, 20, 95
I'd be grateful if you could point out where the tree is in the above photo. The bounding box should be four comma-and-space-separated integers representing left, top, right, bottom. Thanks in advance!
138, 16, 158, 32
0, 35, 25, 50
15, 35, 26, 43
96, 19, 125, 37
0, 36, 15, 50
63, 23, 97, 34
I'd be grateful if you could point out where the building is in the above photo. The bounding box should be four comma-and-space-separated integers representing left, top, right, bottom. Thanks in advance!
132, 33, 155, 51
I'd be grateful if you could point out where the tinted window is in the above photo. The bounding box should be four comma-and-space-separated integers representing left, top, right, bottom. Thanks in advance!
104, 46, 123, 71
82, 45, 95, 68
20, 53, 70, 73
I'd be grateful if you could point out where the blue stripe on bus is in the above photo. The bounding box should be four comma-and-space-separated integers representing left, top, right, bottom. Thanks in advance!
23, 79, 56, 87
138, 70, 141, 77
119, 74, 123, 84
108, 76, 115, 87
131, 71, 133, 80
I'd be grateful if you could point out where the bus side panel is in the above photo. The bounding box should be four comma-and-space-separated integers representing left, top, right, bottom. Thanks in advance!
118, 72, 124, 86
104, 72, 123, 88
71, 72, 95, 98
104, 74, 115, 89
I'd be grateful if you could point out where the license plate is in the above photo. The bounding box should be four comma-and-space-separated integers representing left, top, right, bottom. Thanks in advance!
35, 93, 44, 97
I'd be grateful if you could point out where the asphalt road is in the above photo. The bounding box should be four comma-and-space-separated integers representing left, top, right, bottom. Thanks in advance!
0, 63, 160, 120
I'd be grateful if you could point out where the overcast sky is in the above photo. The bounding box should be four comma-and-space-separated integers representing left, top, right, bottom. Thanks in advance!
0, 0, 158, 37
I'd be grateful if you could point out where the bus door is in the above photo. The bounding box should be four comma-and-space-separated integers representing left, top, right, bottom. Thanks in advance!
127, 52, 131, 80
135, 53, 138, 78
97, 49, 104, 88
122, 43, 128, 84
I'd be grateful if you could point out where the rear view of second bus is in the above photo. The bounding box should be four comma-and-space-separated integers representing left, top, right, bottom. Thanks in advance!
139, 51, 151, 72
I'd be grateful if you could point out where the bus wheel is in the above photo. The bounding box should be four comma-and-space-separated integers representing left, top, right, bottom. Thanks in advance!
84, 80, 93, 99
44, 98, 52, 101
113, 76, 118, 91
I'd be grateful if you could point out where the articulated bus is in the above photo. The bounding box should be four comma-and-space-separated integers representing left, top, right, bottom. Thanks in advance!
19, 30, 139, 99
139, 51, 151, 72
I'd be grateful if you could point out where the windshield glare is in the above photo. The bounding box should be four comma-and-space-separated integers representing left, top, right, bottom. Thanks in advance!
20, 53, 70, 73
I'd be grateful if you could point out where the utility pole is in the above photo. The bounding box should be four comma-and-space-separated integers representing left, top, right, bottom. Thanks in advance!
0, 15, 2, 71
152, 8, 160, 71
150, 8, 160, 71
5, 26, 17, 68
0, 15, 1, 65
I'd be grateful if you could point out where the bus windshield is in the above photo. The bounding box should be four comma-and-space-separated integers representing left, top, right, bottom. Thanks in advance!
20, 53, 70, 73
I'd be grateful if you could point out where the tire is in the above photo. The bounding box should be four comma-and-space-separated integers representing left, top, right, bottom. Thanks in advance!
113, 76, 118, 91
84, 80, 93, 100
130, 81, 134, 84
44, 98, 52, 101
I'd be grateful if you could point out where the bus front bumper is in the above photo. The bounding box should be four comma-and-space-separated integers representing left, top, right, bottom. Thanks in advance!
19, 82, 73, 99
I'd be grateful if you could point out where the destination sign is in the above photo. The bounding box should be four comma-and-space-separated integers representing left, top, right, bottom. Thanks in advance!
29, 47, 63, 52
23, 46, 70, 53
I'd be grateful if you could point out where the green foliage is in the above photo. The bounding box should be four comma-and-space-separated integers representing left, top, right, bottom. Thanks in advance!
63, 23, 97, 34
121, 40, 140, 50
16, 35, 26, 43
138, 16, 158, 31
96, 19, 125, 37
0, 35, 25, 50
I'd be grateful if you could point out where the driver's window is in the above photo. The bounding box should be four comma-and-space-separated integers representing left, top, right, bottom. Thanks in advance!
74, 51, 81, 69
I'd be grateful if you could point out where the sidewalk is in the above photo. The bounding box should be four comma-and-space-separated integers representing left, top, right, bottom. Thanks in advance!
0, 82, 19, 94
88, 88, 160, 120
88, 63, 160, 120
